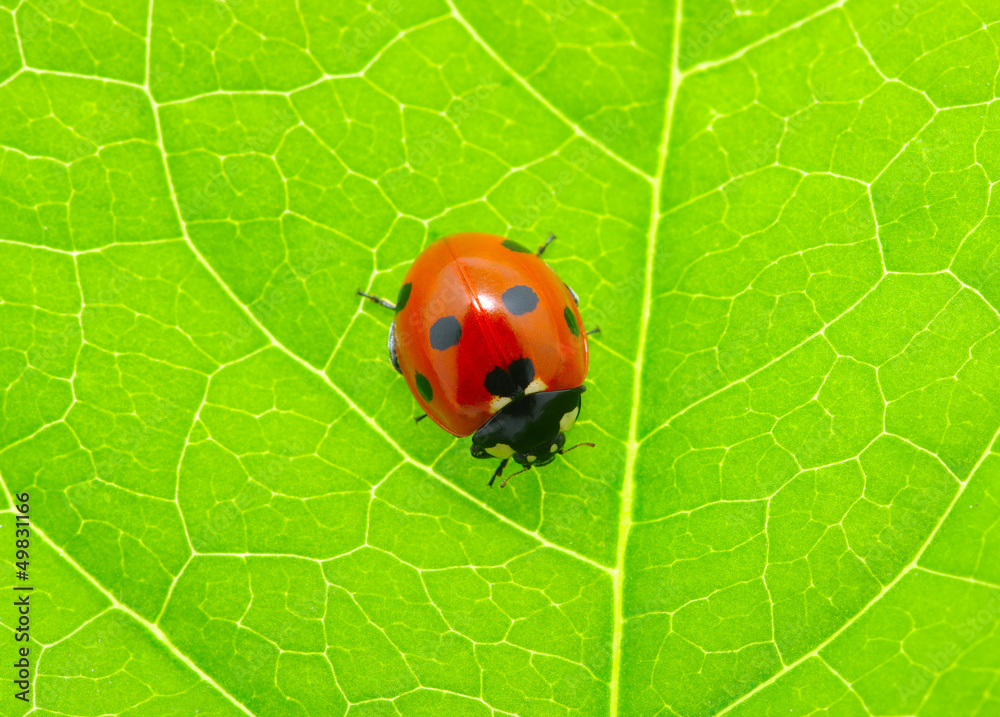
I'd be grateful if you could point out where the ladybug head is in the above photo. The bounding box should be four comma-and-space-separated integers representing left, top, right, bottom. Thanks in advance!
470, 387, 588, 469
512, 431, 566, 467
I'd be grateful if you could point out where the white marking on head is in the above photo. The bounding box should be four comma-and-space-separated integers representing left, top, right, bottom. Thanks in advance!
560, 407, 579, 432
526, 455, 536, 462
525, 377, 547, 394
485, 443, 514, 459
550, 443, 559, 452
490, 395, 512, 412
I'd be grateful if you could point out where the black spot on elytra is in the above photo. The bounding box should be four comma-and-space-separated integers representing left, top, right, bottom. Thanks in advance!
564, 306, 579, 337
509, 357, 534, 387
502, 285, 538, 315
502, 239, 533, 254
415, 372, 433, 402
429, 315, 462, 350
484, 357, 535, 397
484, 367, 515, 397
395, 283, 412, 313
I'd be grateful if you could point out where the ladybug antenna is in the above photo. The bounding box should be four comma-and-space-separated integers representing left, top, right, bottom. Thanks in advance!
559, 442, 596, 455
499, 464, 531, 489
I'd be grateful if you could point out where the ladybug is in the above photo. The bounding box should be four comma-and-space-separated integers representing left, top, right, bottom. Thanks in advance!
358, 232, 598, 488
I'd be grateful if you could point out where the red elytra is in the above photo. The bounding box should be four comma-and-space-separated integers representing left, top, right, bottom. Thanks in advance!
391, 232, 589, 436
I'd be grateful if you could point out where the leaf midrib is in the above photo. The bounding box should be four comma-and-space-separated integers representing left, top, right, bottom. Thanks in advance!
607, 0, 686, 711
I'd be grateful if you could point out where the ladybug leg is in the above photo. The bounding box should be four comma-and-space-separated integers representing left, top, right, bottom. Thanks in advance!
536, 233, 556, 257
357, 290, 396, 311
587, 326, 601, 335
414, 413, 428, 423
488, 458, 509, 488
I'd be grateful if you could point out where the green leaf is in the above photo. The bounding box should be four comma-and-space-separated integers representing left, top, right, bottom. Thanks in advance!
2, 0, 1000, 714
